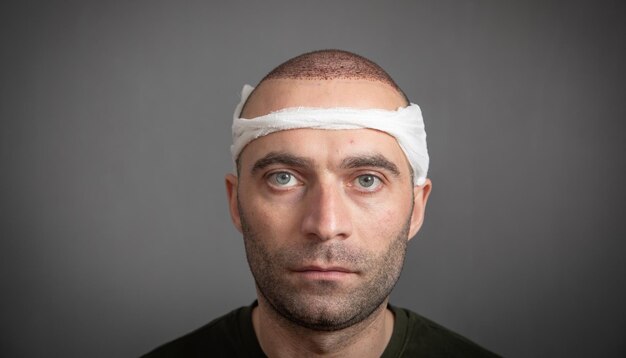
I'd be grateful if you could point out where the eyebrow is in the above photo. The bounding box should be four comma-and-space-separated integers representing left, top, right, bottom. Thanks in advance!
250, 152, 402, 177
251, 152, 314, 174
340, 154, 401, 177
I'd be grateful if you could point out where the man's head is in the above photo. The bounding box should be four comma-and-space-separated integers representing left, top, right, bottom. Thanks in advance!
225, 49, 431, 331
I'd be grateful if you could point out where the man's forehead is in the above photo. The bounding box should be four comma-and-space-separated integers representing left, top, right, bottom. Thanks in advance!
240, 128, 411, 174
241, 78, 407, 118
231, 79, 429, 186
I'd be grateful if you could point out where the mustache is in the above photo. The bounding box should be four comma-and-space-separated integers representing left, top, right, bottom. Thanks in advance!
274, 241, 369, 267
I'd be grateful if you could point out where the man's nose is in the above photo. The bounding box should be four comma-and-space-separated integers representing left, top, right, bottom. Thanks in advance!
300, 182, 353, 241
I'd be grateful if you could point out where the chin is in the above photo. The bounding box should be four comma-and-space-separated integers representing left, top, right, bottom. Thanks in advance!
268, 291, 379, 331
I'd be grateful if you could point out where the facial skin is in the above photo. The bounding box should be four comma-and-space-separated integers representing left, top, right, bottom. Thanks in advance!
226, 78, 431, 352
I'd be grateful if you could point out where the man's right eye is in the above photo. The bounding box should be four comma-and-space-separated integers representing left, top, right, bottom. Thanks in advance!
267, 172, 299, 188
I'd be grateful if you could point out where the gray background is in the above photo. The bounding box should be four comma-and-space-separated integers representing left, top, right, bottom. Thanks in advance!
1, 0, 624, 357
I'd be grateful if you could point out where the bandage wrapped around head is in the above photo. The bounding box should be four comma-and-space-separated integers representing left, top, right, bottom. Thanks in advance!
231, 84, 429, 186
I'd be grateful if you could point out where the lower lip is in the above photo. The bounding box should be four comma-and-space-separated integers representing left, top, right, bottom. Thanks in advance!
294, 270, 355, 280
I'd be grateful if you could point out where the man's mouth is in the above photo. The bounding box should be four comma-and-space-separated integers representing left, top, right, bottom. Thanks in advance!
292, 265, 357, 280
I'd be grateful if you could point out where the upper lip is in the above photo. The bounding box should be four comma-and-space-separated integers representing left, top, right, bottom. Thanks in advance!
293, 265, 355, 273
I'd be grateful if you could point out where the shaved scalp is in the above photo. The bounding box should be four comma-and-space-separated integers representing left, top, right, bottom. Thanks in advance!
263, 49, 405, 95
243, 49, 409, 113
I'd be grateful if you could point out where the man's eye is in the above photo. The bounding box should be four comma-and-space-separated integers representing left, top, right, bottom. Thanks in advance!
355, 174, 382, 190
268, 172, 299, 187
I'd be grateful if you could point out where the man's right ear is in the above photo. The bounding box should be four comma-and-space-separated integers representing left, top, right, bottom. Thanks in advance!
225, 174, 243, 233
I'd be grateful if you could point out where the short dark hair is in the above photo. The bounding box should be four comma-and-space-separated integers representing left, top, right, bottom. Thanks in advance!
263, 49, 406, 97
241, 49, 409, 116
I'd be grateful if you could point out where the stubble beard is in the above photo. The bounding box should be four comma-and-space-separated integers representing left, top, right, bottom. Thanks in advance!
239, 207, 411, 332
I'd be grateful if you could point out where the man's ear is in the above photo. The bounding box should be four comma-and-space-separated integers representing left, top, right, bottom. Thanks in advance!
408, 179, 432, 240
225, 174, 243, 233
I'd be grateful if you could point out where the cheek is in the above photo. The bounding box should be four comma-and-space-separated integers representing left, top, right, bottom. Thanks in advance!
353, 205, 403, 241
240, 192, 301, 242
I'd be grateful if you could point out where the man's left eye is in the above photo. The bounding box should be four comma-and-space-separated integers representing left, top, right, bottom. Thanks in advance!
355, 174, 382, 190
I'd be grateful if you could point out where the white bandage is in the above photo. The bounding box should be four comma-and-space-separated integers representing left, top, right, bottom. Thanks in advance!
231, 84, 429, 186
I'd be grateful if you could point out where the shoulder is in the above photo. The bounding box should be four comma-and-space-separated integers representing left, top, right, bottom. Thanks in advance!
141, 305, 263, 358
388, 305, 501, 357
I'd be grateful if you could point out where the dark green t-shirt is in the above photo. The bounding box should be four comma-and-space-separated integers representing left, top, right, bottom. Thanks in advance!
142, 303, 499, 357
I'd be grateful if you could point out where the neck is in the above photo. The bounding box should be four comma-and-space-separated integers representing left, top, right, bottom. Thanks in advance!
252, 295, 394, 358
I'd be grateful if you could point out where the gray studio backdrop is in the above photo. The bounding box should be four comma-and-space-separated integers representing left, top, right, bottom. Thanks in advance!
1, 1, 624, 357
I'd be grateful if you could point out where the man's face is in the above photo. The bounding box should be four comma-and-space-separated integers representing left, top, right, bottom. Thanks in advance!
226, 79, 430, 331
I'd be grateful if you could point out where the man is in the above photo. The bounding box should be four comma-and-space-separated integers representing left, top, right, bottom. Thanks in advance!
143, 49, 498, 357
